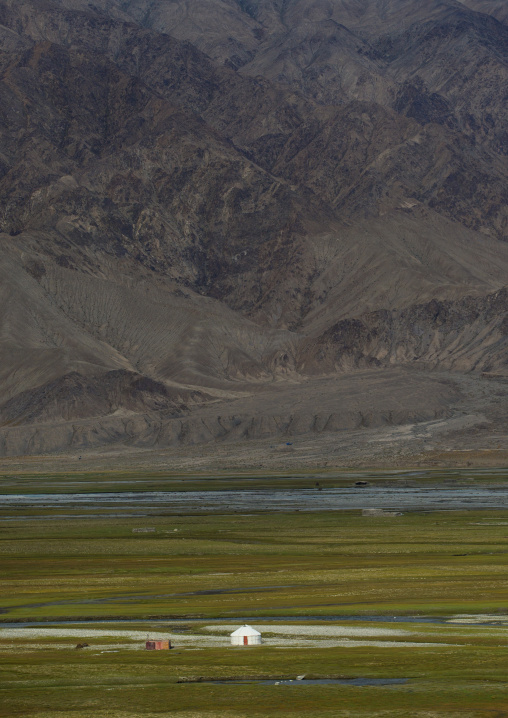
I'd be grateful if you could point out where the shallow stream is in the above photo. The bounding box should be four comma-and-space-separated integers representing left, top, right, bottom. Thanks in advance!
2, 485, 508, 517
194, 678, 409, 687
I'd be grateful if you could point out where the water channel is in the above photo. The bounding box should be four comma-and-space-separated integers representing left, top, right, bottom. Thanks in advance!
2, 485, 508, 517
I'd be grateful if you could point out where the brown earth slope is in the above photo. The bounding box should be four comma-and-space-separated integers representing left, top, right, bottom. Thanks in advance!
0, 0, 506, 463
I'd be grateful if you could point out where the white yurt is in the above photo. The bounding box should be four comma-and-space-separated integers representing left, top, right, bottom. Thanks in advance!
230, 625, 262, 646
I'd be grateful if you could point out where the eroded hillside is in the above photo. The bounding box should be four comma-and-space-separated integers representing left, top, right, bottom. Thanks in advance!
0, 0, 506, 461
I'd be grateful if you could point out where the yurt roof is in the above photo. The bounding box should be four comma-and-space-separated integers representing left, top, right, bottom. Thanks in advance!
230, 624, 261, 637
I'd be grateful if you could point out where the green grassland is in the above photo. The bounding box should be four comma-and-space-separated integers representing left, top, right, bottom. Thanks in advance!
2, 640, 508, 718
2, 475, 508, 716
2, 509, 508, 619
1, 466, 507, 494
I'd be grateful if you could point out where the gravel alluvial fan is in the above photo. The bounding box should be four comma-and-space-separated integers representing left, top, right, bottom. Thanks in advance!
0, 0, 507, 459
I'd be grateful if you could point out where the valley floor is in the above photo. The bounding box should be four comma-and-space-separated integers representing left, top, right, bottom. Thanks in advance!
1, 477, 508, 716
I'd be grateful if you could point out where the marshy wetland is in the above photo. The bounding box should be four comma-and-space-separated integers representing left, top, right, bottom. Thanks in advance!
1, 468, 508, 717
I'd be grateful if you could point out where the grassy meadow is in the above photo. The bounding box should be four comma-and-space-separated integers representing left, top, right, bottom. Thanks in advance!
1, 470, 508, 716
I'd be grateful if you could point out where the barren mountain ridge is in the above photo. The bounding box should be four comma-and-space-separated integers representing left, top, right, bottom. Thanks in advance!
0, 0, 507, 464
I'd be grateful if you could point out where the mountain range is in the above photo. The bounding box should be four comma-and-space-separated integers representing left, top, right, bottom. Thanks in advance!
0, 0, 507, 465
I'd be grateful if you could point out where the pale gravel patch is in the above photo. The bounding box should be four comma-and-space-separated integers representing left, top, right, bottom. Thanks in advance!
258, 638, 451, 647
204, 624, 411, 637
0, 628, 224, 647
0, 626, 452, 648
447, 614, 508, 624
0, 642, 153, 652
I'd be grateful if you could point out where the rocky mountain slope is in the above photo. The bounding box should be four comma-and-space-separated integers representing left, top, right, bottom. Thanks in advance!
0, 0, 506, 461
